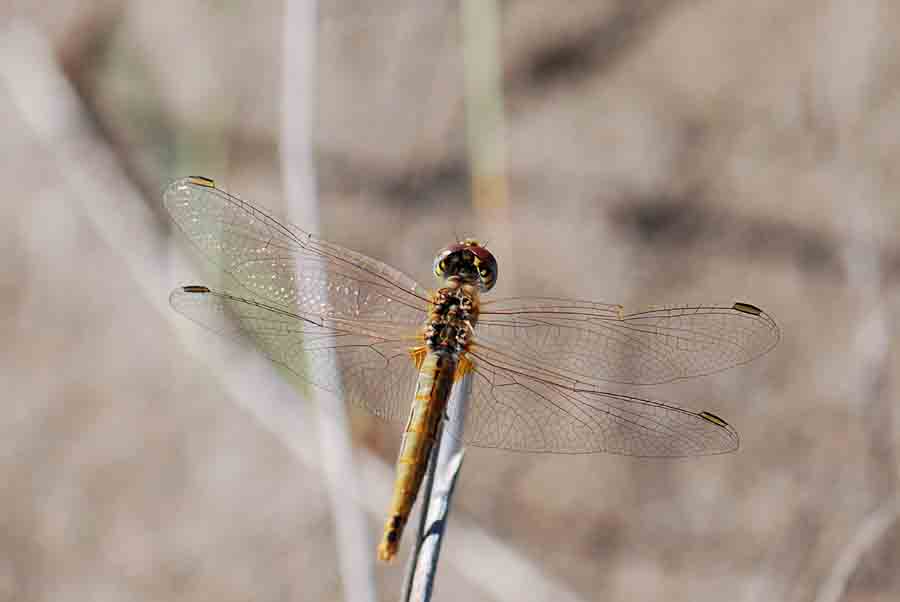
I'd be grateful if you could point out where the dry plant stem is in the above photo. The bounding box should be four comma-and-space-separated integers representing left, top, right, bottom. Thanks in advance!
813, 497, 900, 602
399, 421, 444, 602
461, 0, 508, 214
402, 374, 471, 602
411, 429, 467, 601
461, 0, 512, 282
280, 1, 376, 600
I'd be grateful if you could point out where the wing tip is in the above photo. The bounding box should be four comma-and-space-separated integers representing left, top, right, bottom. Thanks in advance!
732, 300, 781, 351
697, 410, 740, 454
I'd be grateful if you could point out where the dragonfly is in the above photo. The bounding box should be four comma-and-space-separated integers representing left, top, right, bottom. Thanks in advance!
164, 176, 780, 562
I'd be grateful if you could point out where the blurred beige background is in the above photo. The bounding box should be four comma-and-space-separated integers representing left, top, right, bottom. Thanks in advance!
2, 1, 899, 601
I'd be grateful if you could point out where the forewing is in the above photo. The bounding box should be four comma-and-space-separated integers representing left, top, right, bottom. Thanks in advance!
171, 286, 418, 421
164, 177, 430, 337
455, 359, 739, 455
475, 298, 779, 388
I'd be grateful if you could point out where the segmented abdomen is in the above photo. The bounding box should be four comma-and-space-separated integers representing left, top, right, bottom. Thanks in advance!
376, 350, 457, 562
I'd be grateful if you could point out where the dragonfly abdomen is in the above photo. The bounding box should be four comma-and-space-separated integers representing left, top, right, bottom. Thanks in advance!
377, 349, 457, 562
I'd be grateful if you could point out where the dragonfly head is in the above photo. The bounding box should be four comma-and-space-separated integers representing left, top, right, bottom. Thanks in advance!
433, 239, 498, 291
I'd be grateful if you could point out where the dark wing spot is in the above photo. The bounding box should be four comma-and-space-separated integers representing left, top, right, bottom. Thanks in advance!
698, 411, 730, 428
181, 285, 211, 294
186, 176, 216, 188
732, 302, 763, 316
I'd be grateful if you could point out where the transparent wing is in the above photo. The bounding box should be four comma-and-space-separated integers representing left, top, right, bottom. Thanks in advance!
171, 286, 419, 421
164, 176, 430, 421
164, 177, 775, 453
164, 177, 430, 338
451, 299, 777, 454
475, 298, 779, 388
456, 359, 739, 455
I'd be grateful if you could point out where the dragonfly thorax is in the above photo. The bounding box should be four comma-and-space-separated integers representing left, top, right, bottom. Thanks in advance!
424, 283, 480, 355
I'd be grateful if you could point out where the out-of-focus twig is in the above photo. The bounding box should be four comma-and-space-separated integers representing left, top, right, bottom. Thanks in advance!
461, 0, 510, 232
280, 2, 377, 601
813, 498, 900, 602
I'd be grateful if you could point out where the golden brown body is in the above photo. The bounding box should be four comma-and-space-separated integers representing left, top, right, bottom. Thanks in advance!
377, 281, 480, 562
376, 350, 457, 561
